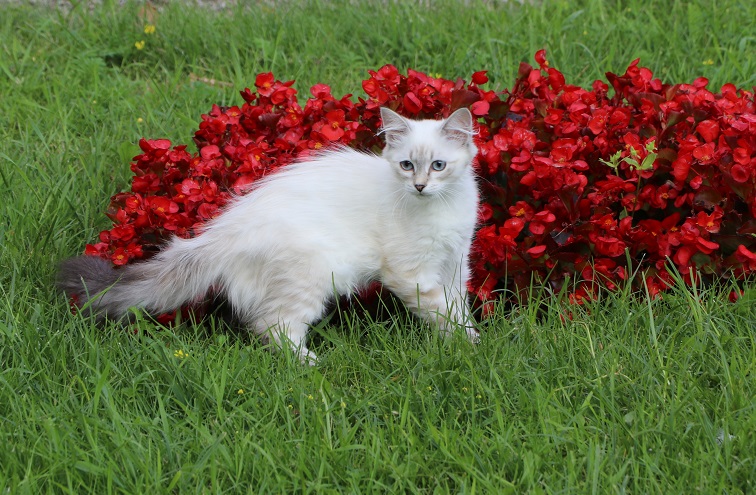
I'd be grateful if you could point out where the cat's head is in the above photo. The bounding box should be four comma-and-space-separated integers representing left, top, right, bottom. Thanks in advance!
380, 107, 477, 197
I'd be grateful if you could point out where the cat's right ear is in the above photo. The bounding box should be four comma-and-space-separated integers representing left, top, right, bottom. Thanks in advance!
380, 107, 411, 148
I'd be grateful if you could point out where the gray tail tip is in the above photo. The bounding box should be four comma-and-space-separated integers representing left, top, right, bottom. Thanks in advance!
55, 255, 118, 299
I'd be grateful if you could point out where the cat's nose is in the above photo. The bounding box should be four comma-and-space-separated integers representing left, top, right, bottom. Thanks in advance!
414, 184, 426, 192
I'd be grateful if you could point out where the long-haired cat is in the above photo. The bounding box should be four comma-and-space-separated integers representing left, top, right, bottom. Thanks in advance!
58, 107, 480, 363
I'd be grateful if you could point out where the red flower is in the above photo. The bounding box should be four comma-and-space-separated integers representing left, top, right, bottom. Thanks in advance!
694, 207, 723, 233
402, 92, 423, 114
478, 203, 494, 223
255, 72, 276, 97
147, 196, 179, 218
111, 248, 129, 266
316, 110, 347, 141
471, 71, 488, 85
526, 245, 547, 258
508, 201, 534, 221
471, 100, 490, 116
528, 210, 556, 235
593, 236, 627, 258
735, 244, 756, 271
730, 164, 750, 183
696, 120, 720, 143
693, 142, 716, 164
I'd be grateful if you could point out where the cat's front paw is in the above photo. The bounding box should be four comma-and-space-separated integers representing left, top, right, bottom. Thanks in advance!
298, 348, 318, 366
465, 325, 480, 344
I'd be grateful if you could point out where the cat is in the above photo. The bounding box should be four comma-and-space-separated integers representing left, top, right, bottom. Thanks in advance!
57, 107, 480, 363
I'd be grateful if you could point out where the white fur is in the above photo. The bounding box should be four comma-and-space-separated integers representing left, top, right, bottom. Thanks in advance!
92, 108, 479, 363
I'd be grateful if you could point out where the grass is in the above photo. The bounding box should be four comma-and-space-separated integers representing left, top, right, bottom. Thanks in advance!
1, 0, 755, 492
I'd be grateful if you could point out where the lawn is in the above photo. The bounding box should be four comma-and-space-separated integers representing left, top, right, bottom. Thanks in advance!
0, 0, 754, 493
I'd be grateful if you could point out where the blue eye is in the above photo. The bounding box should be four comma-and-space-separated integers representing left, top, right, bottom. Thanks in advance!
431, 160, 446, 171
400, 160, 414, 171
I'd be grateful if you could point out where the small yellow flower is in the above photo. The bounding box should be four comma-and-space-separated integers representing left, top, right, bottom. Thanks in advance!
462, 387, 468, 393
476, 394, 483, 399
340, 401, 346, 409
288, 404, 293, 409
135, 40, 146, 50
137, 117, 143, 123
144, 24, 156, 35
173, 349, 187, 359
307, 394, 314, 400
426, 386, 433, 391
702, 59, 714, 66
237, 389, 244, 395
583, 30, 588, 36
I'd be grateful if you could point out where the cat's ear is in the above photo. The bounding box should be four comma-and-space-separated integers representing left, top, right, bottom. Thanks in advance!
380, 107, 412, 147
441, 108, 475, 145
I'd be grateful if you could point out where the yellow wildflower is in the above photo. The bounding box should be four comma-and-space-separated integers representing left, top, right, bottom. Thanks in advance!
702, 59, 714, 66
135, 40, 145, 50
173, 349, 187, 359
144, 24, 156, 35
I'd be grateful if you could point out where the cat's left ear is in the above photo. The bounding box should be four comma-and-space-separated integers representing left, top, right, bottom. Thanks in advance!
441, 108, 475, 145
380, 107, 412, 147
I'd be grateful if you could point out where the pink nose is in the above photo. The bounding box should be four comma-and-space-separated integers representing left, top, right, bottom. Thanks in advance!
415, 184, 425, 192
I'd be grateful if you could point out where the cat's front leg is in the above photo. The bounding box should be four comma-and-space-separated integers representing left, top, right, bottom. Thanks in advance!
436, 287, 479, 344
390, 282, 478, 343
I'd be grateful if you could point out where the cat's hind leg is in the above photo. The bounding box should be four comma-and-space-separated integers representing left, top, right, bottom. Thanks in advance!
252, 319, 317, 365
224, 255, 331, 364
249, 284, 331, 365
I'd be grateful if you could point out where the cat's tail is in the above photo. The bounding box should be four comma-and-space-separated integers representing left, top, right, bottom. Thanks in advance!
57, 236, 219, 321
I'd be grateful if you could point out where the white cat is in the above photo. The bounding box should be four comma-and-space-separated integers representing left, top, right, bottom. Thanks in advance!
58, 107, 480, 363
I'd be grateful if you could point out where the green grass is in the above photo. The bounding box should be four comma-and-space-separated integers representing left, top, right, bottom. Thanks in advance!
1, 0, 755, 492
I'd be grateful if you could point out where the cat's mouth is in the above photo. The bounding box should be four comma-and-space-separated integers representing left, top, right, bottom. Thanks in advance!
411, 186, 433, 197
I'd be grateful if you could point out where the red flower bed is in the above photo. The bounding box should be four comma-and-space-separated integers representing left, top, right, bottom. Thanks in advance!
85, 51, 756, 316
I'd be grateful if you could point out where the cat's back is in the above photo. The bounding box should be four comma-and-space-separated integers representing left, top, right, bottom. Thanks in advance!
218, 147, 391, 234
278, 147, 389, 194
